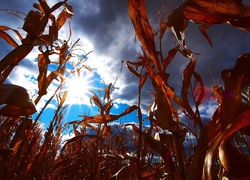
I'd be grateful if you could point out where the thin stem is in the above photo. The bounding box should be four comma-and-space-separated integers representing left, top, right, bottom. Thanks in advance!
33, 51, 92, 127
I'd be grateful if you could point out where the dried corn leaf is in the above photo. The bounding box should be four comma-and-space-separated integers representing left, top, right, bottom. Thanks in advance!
37, 70, 59, 96
0, 26, 19, 48
139, 72, 148, 90
58, 91, 67, 108
90, 93, 104, 110
0, 45, 33, 75
126, 61, 141, 78
37, 53, 50, 96
141, 171, 157, 179
38, 0, 50, 13
34, 25, 58, 45
162, 45, 180, 70
199, 23, 213, 47
184, 0, 250, 24
83, 115, 118, 124
33, 3, 44, 13
192, 71, 205, 105
104, 83, 112, 101
167, 4, 188, 46
73, 124, 80, 136
219, 53, 250, 129
128, 0, 162, 72
22, 10, 44, 35
61, 134, 98, 153
67, 121, 99, 131
0, 84, 36, 116
154, 90, 177, 131
51, 1, 69, 13
182, 58, 196, 104
56, 3, 73, 30
227, 16, 250, 32
144, 132, 166, 154
159, 134, 173, 146
101, 124, 112, 136
218, 140, 250, 178
82, 105, 137, 123
185, 0, 250, 46
119, 105, 138, 116
203, 110, 250, 180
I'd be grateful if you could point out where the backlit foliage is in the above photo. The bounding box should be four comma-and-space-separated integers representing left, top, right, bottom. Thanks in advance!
0, 0, 250, 179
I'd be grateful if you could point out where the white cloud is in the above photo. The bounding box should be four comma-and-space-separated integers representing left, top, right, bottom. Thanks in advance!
198, 100, 219, 119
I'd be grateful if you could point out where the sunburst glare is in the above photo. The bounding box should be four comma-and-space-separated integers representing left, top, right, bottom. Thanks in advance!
65, 70, 94, 105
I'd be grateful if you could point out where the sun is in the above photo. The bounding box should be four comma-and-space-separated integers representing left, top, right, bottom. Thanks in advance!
66, 72, 92, 105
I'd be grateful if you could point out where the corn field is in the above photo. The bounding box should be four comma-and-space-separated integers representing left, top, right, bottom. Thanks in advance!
0, 0, 250, 179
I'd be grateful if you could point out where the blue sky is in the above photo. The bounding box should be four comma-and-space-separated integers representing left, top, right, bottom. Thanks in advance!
1, 0, 250, 132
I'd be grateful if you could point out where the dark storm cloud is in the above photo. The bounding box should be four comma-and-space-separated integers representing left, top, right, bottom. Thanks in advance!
1, 0, 250, 116
70, 0, 158, 108
71, 0, 250, 110
72, 0, 129, 55
186, 22, 250, 87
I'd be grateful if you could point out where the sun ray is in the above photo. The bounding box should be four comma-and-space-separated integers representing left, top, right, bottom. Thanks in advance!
65, 70, 94, 105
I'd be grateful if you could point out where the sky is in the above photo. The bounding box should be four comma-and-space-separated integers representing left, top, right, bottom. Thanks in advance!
1, 0, 250, 131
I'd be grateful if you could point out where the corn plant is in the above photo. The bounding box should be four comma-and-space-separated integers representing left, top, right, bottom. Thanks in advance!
0, 0, 250, 179
126, 0, 250, 179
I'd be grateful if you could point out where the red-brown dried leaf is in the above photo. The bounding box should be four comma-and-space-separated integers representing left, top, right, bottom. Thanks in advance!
82, 105, 137, 123
104, 83, 112, 101
139, 72, 148, 90
199, 23, 213, 47
50, 1, 68, 13
0, 44, 33, 79
34, 25, 58, 45
182, 58, 196, 105
90, 93, 104, 110
56, 3, 73, 30
141, 171, 157, 179
22, 10, 44, 36
0, 84, 36, 116
38, 0, 50, 13
128, 0, 162, 72
159, 134, 173, 146
58, 91, 67, 108
37, 53, 50, 96
119, 105, 138, 117
228, 16, 250, 32
33, 3, 44, 13
0, 26, 19, 48
162, 45, 180, 70
144, 132, 166, 154
37, 70, 58, 96
126, 60, 144, 67
218, 140, 250, 178
102, 124, 112, 136
83, 112, 125, 123
61, 134, 98, 153
126, 61, 141, 78
164, 150, 175, 173
203, 110, 250, 180
167, 4, 188, 46
192, 71, 205, 105
184, 0, 250, 24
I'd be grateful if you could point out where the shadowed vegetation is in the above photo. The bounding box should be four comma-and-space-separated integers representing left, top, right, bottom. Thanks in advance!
0, 0, 250, 179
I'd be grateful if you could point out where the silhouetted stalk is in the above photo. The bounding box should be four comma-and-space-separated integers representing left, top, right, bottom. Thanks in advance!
186, 129, 209, 179
33, 51, 92, 127
137, 82, 143, 180
173, 133, 185, 179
